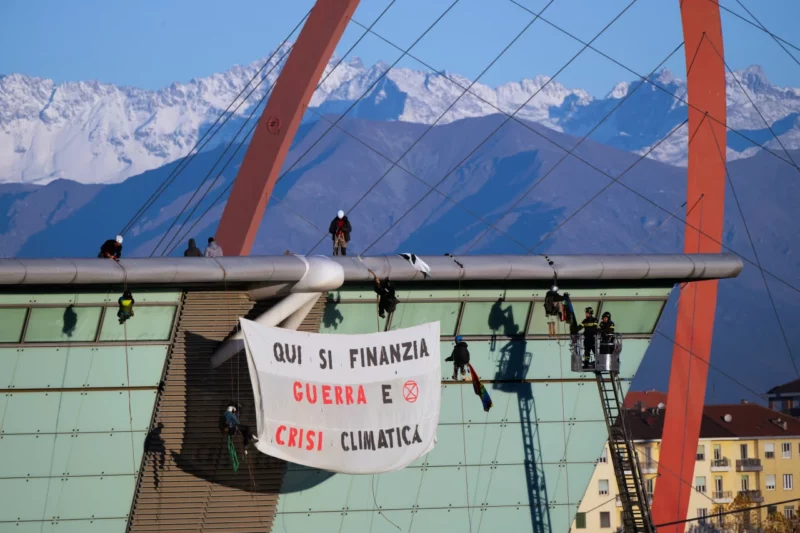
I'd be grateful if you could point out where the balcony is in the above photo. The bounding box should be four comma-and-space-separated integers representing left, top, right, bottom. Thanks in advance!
711, 458, 731, 471
736, 458, 763, 472
738, 490, 764, 503
640, 460, 657, 474
713, 491, 734, 503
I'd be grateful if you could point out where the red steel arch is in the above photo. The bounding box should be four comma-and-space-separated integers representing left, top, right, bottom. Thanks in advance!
652, 1, 727, 531
215, 0, 727, 529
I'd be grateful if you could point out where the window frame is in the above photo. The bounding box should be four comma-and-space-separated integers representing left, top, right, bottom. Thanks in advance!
783, 442, 792, 459
599, 479, 610, 496
696, 444, 705, 461
695, 476, 706, 493
599, 511, 611, 529
1, 302, 179, 346
784, 473, 793, 491
767, 474, 776, 491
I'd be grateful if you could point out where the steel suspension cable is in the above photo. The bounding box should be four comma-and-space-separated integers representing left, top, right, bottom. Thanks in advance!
155, 1, 400, 257
161, 0, 463, 256
507, 0, 800, 171
461, 39, 689, 254
706, 119, 800, 378
732, 0, 800, 68
119, 10, 311, 236
355, 0, 641, 256
701, 32, 800, 171
707, 0, 800, 56
150, 45, 295, 256
302, 0, 560, 256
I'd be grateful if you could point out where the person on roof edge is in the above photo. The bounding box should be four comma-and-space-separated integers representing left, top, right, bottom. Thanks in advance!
99, 235, 123, 260
118, 290, 135, 324
576, 306, 599, 366
599, 311, 616, 355
184, 238, 203, 257
445, 335, 470, 381
329, 210, 352, 256
219, 403, 257, 453
204, 237, 223, 258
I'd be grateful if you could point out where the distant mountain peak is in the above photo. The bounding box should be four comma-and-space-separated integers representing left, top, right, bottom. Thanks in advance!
0, 47, 798, 185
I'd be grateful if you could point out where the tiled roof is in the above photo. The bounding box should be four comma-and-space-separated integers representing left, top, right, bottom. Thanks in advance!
767, 378, 800, 395
622, 402, 800, 441
623, 390, 667, 409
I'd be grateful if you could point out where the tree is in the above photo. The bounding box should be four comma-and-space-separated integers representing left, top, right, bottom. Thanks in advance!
711, 493, 759, 533
764, 511, 800, 533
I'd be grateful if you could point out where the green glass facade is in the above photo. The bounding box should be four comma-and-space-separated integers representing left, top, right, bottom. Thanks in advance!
279, 284, 671, 533
0, 282, 672, 533
0, 290, 180, 533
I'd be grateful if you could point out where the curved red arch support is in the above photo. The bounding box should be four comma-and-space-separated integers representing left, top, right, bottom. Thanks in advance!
651, 1, 727, 531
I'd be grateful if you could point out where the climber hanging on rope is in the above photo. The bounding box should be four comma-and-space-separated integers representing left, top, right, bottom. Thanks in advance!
329, 210, 352, 256
370, 270, 398, 319
219, 403, 258, 454
117, 290, 135, 324
445, 335, 470, 381
544, 279, 568, 337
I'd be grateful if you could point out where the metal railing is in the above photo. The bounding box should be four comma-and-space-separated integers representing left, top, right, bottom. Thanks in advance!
713, 491, 733, 500
571, 333, 622, 372
736, 458, 763, 471
711, 458, 730, 469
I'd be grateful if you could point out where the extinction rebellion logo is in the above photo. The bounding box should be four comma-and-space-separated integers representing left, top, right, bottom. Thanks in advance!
402, 380, 419, 403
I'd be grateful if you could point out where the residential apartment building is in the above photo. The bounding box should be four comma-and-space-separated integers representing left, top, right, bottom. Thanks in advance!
572, 400, 800, 530
767, 378, 800, 418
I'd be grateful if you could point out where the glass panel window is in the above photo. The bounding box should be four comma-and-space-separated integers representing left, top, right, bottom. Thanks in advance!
783, 442, 792, 458
697, 445, 705, 461
0, 308, 27, 343
600, 512, 611, 528
784, 474, 793, 490
785, 506, 795, 519
741, 475, 749, 491
740, 444, 748, 459
696, 476, 706, 493
390, 302, 460, 335
320, 303, 388, 334
713, 444, 722, 460
597, 300, 665, 334
767, 474, 776, 490
529, 301, 598, 335
599, 447, 608, 463
599, 479, 609, 495
24, 306, 102, 342
698, 509, 708, 523
99, 306, 177, 341
765, 442, 774, 458
459, 301, 529, 336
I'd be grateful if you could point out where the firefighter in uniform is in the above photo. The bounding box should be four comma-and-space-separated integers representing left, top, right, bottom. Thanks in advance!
599, 311, 616, 355
576, 306, 599, 365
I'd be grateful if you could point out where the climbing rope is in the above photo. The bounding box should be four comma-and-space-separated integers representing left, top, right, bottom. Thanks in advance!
227, 435, 240, 472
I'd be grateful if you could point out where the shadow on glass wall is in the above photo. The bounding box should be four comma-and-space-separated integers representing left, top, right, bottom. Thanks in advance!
138, 328, 334, 495
62, 305, 78, 337
322, 295, 344, 330
490, 298, 552, 533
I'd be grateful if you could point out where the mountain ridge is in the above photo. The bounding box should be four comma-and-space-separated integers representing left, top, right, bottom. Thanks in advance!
2, 44, 799, 185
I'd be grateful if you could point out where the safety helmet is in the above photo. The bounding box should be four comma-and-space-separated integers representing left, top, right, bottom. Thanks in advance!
602, 311, 611, 319
337, 210, 344, 219
585, 307, 593, 314
455, 335, 463, 342
227, 405, 236, 413
116, 235, 123, 244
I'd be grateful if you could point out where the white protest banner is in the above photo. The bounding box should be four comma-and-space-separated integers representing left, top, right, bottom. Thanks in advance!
239, 318, 441, 474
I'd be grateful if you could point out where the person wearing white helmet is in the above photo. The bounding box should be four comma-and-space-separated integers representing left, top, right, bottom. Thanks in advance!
98, 234, 123, 260
328, 210, 352, 256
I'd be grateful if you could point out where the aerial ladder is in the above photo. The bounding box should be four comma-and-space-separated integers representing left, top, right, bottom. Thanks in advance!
564, 297, 655, 533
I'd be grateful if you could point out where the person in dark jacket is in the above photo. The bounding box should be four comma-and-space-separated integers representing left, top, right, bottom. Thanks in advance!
328, 210, 352, 256
184, 238, 203, 257
445, 335, 470, 380
118, 291, 135, 324
99, 235, 123, 260
219, 403, 257, 452
373, 276, 397, 318
599, 311, 616, 355
576, 306, 599, 365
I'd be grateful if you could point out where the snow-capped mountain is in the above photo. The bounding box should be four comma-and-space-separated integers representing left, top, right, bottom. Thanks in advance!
1, 43, 799, 185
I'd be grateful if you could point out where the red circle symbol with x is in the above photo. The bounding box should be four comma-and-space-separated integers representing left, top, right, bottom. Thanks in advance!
403, 380, 419, 403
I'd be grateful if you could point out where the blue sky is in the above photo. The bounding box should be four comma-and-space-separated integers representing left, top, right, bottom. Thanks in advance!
1, 0, 799, 97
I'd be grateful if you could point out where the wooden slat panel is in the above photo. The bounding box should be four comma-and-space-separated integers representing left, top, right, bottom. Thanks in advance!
127, 291, 325, 532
